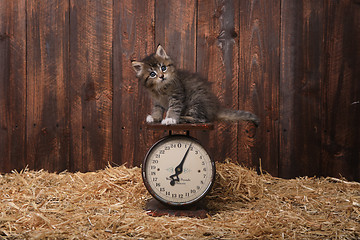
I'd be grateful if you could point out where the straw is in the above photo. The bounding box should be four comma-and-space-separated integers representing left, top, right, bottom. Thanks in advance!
1, 161, 359, 239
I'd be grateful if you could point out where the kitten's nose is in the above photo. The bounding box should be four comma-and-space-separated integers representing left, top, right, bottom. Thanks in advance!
159, 74, 164, 80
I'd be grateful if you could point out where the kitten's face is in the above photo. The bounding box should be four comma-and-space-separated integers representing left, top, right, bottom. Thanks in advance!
132, 45, 175, 91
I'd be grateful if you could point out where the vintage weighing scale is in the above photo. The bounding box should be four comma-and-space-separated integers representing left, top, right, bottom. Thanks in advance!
142, 123, 215, 218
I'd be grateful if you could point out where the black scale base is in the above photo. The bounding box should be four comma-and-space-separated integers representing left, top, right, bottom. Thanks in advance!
145, 198, 208, 218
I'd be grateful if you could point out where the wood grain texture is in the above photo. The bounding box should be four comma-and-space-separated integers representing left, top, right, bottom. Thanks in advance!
0, 0, 26, 173
321, 0, 360, 180
26, 0, 69, 171
280, 0, 323, 178
155, 0, 197, 70
239, 0, 280, 175
280, 0, 360, 180
69, 0, 113, 172
197, 0, 240, 164
294, 0, 323, 178
113, 0, 155, 167
279, 0, 297, 178
0, 1, 358, 181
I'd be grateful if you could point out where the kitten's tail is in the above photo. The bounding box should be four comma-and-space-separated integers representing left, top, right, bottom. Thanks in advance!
216, 109, 260, 127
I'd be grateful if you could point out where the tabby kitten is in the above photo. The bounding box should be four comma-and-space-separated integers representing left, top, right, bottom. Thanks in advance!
131, 45, 259, 126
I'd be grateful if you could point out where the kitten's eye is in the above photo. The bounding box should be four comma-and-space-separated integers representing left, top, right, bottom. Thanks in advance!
149, 72, 157, 78
161, 65, 167, 72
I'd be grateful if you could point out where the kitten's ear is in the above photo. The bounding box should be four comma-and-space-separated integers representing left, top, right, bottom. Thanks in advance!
131, 61, 144, 77
156, 45, 169, 59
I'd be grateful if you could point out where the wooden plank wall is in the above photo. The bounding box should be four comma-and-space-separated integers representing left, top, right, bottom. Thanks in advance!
280, 0, 360, 180
0, 0, 26, 173
0, 0, 359, 181
26, 0, 70, 172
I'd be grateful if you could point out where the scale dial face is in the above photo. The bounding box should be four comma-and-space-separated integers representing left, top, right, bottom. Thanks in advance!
142, 135, 215, 207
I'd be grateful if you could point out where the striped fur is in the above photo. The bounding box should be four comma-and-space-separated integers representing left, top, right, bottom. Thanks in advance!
132, 45, 259, 126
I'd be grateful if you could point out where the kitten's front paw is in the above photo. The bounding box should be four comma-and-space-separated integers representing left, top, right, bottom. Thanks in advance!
146, 115, 154, 123
161, 117, 177, 125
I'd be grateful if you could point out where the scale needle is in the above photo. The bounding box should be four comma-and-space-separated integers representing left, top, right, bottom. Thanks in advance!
170, 144, 192, 186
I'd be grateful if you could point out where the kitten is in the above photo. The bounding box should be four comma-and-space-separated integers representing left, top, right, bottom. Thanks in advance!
131, 45, 260, 126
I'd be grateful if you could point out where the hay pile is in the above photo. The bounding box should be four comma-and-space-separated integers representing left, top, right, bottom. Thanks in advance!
0, 161, 359, 239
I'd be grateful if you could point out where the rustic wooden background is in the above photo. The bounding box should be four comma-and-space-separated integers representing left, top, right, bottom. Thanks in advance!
1, 0, 359, 181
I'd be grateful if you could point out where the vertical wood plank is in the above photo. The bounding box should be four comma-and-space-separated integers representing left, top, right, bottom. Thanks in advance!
70, 0, 113, 172
113, 0, 155, 167
293, 0, 323, 178
280, 1, 311, 178
279, 0, 298, 178
197, 0, 240, 163
155, 0, 197, 70
280, 0, 327, 179
321, 0, 360, 181
239, 0, 280, 174
26, 0, 70, 172
0, 0, 26, 173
